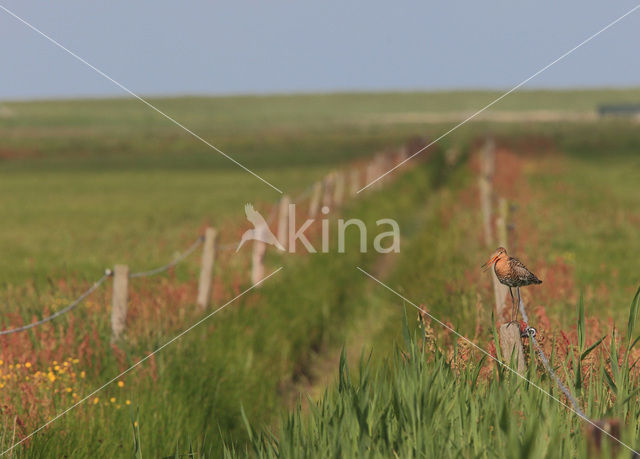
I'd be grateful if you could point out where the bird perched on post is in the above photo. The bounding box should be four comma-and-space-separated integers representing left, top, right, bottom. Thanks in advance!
482, 247, 542, 322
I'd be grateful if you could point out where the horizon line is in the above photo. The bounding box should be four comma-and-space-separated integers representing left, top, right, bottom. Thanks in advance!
3, 84, 640, 104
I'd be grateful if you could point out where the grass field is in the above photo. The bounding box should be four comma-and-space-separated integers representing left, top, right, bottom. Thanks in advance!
2, 89, 640, 284
1, 89, 640, 456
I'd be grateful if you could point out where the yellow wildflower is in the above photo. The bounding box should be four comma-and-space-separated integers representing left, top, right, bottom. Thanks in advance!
93, 397, 99, 405
110, 397, 116, 403
80, 371, 86, 379
25, 362, 31, 368
16, 363, 21, 369
134, 421, 138, 427
117, 381, 124, 388
125, 400, 131, 406
66, 387, 72, 393
47, 372, 56, 383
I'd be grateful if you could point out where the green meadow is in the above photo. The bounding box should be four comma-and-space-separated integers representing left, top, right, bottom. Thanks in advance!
1, 89, 640, 456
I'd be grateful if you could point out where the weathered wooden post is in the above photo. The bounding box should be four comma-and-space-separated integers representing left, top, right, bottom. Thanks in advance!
196, 228, 218, 310
479, 138, 526, 372
251, 226, 267, 286
482, 137, 496, 177
478, 138, 495, 247
445, 147, 461, 166
497, 198, 509, 248
493, 198, 510, 319
586, 419, 621, 458
479, 177, 493, 246
349, 168, 360, 197
400, 145, 410, 163
499, 322, 526, 374
111, 264, 129, 342
277, 195, 290, 250
322, 173, 334, 209
333, 171, 345, 207
374, 154, 385, 189
365, 162, 376, 191
308, 182, 322, 217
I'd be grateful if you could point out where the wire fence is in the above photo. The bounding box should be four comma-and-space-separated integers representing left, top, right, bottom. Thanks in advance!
0, 273, 110, 336
518, 297, 588, 418
129, 236, 205, 278
0, 140, 419, 337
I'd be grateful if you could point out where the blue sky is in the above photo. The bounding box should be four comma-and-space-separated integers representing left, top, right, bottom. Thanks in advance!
1, 1, 639, 100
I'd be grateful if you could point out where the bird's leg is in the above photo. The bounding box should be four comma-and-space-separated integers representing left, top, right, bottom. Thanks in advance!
508, 287, 515, 322
515, 287, 521, 322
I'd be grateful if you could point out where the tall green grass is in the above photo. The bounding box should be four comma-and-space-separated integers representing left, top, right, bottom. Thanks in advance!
236, 287, 640, 458
0, 149, 461, 457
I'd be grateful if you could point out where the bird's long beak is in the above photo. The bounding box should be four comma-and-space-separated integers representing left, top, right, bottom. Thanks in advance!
481, 255, 498, 272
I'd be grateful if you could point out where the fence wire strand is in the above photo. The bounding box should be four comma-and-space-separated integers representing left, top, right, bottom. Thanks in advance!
0, 235, 206, 336
518, 296, 587, 418
0, 148, 395, 335
129, 236, 204, 278
0, 273, 109, 336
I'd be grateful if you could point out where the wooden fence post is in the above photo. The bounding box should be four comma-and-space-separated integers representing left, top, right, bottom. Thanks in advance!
197, 228, 218, 310
322, 173, 334, 209
349, 168, 360, 197
479, 138, 526, 373
111, 264, 129, 342
400, 145, 409, 163
493, 198, 510, 319
497, 198, 509, 249
365, 162, 376, 191
479, 138, 495, 247
374, 154, 385, 189
586, 419, 621, 458
499, 322, 526, 374
308, 181, 322, 217
333, 171, 345, 207
251, 227, 267, 286
445, 147, 461, 166
277, 195, 290, 249
479, 177, 493, 246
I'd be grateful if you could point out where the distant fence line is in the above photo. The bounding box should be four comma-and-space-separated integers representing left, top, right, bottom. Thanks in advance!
0, 139, 431, 340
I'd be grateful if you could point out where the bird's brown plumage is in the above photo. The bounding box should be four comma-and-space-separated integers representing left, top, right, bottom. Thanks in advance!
494, 256, 542, 287
482, 247, 542, 322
